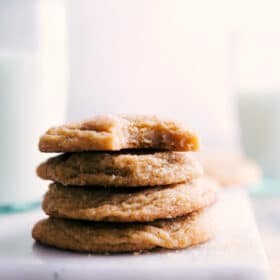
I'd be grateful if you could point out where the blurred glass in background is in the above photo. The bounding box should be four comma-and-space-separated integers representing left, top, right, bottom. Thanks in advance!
234, 33, 280, 194
0, 0, 68, 212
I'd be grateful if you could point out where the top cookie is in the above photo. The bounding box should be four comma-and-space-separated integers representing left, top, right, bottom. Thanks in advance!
39, 115, 199, 152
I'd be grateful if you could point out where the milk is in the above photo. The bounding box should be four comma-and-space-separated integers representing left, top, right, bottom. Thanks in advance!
0, 0, 68, 210
0, 53, 67, 209
237, 92, 280, 179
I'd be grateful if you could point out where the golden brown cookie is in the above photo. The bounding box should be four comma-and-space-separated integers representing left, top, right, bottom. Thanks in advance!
32, 209, 214, 253
37, 151, 202, 187
196, 151, 262, 187
39, 115, 199, 152
42, 178, 218, 222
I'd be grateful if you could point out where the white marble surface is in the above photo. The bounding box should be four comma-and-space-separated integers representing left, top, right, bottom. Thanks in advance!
0, 188, 269, 280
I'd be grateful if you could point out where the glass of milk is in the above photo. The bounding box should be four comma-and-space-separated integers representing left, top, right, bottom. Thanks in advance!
0, 1, 68, 213
0, 53, 67, 213
237, 92, 280, 180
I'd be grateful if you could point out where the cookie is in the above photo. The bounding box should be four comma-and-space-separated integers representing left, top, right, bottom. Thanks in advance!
196, 151, 262, 187
39, 115, 199, 152
37, 151, 202, 187
32, 209, 214, 253
42, 178, 218, 222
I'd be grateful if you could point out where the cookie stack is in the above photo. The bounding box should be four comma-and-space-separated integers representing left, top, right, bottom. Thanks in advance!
32, 115, 218, 253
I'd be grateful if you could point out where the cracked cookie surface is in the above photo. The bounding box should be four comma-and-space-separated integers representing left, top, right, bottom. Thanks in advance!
39, 115, 199, 152
32, 209, 214, 253
37, 151, 202, 187
42, 178, 218, 222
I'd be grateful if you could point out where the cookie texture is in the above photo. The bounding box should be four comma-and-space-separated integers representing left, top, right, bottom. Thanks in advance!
32, 209, 214, 253
37, 151, 202, 187
42, 178, 218, 222
39, 115, 199, 152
